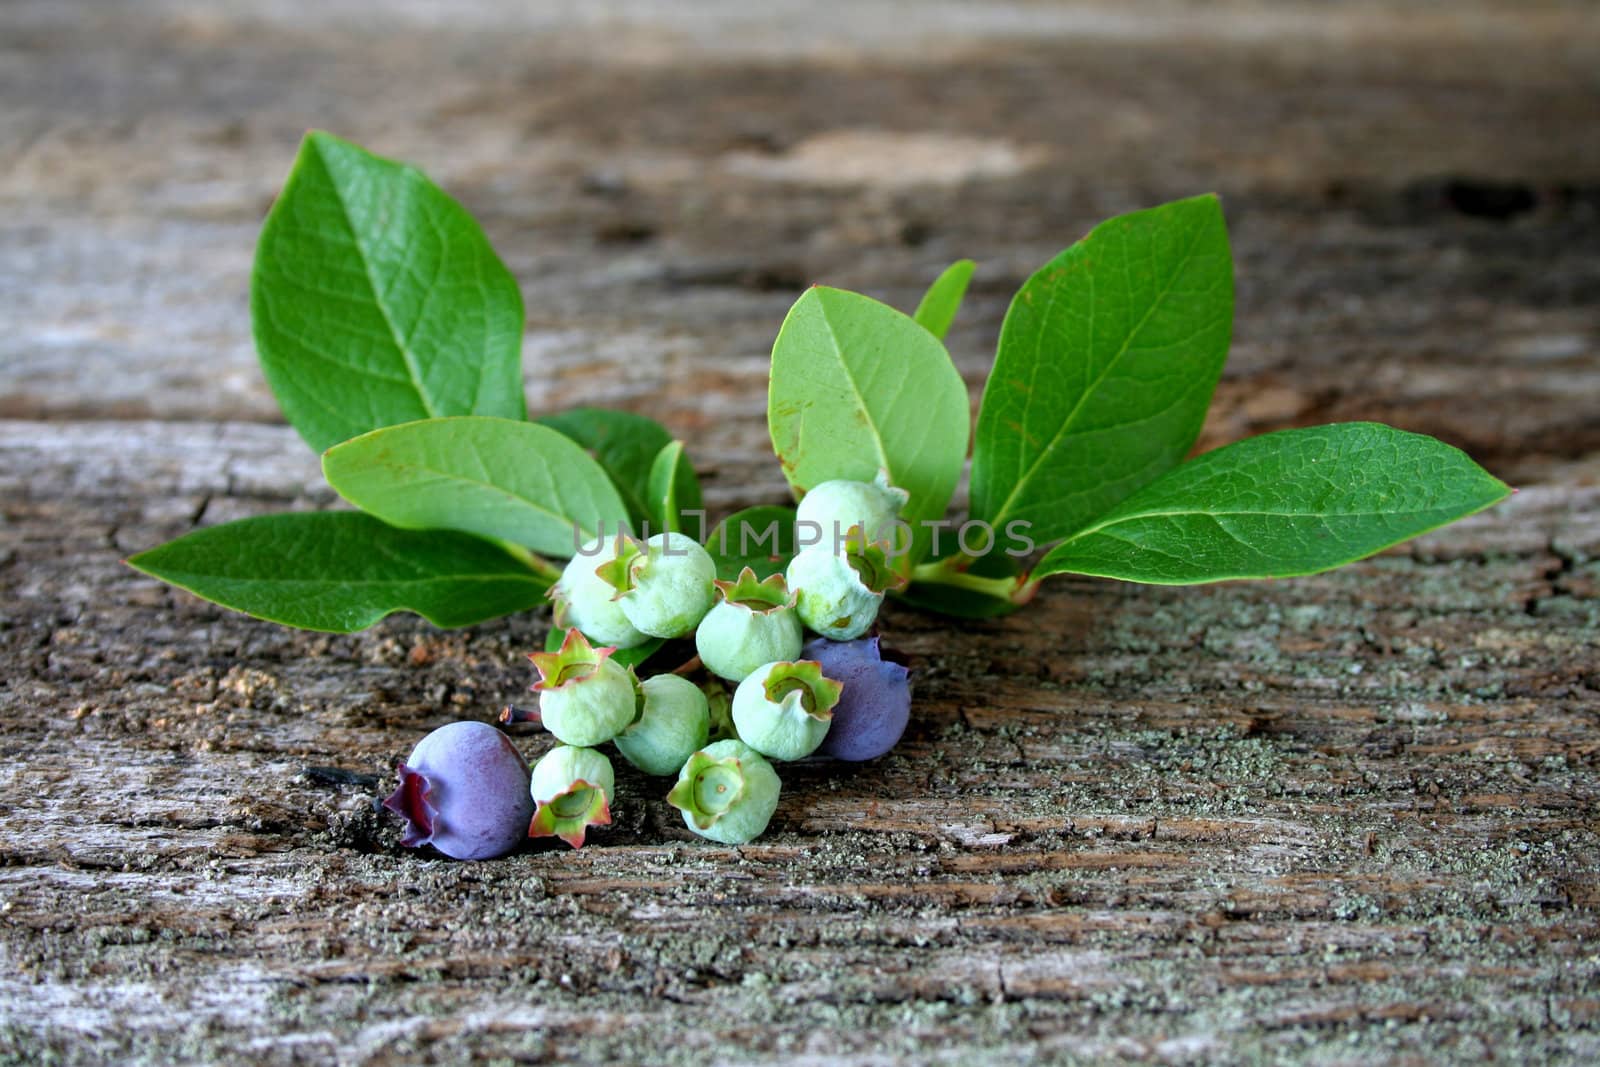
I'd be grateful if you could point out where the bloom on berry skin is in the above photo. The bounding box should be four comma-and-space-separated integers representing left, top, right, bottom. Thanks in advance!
550, 534, 648, 649
528, 744, 614, 849
803, 635, 912, 761
785, 530, 903, 641
614, 673, 711, 776
598, 532, 717, 639
730, 659, 844, 762
666, 739, 782, 845
528, 629, 637, 747
694, 568, 803, 682
795, 471, 909, 553
383, 721, 534, 861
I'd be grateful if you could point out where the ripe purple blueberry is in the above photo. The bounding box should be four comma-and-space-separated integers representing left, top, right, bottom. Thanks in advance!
803, 636, 912, 761
383, 720, 534, 861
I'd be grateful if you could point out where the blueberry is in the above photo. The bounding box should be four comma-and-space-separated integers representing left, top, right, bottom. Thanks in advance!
383, 721, 534, 860
550, 534, 649, 649
528, 628, 637, 747
786, 531, 901, 641
694, 568, 802, 682
794, 472, 909, 552
614, 673, 711, 777
730, 659, 843, 762
528, 745, 614, 849
599, 532, 717, 639
666, 739, 782, 845
803, 636, 911, 761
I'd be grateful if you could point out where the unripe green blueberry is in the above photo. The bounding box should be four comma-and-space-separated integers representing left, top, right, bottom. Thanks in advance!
528, 745, 614, 849
614, 673, 711, 776
666, 739, 782, 845
599, 533, 717, 639
550, 534, 648, 649
694, 568, 803, 682
730, 659, 844, 761
785, 533, 901, 641
528, 629, 637, 747
795, 471, 910, 553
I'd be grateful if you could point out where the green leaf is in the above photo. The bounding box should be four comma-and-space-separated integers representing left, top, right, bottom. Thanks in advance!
322, 416, 630, 558
535, 407, 673, 527
1033, 423, 1511, 585
543, 625, 665, 669
646, 441, 704, 537
768, 286, 969, 561
970, 195, 1233, 546
127, 512, 549, 632
704, 506, 798, 581
893, 581, 1021, 619
251, 132, 527, 454
912, 259, 975, 340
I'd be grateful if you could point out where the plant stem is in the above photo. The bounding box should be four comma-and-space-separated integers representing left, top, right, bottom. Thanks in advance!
493, 539, 563, 585
909, 558, 1033, 604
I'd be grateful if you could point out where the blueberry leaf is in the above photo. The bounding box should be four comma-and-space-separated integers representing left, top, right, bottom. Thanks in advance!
252, 131, 526, 454
126, 512, 549, 632
705, 506, 798, 581
322, 416, 630, 557
1033, 423, 1510, 584
970, 195, 1233, 546
768, 287, 969, 561
646, 440, 704, 537
911, 259, 975, 341
536, 407, 673, 527
892, 581, 1021, 619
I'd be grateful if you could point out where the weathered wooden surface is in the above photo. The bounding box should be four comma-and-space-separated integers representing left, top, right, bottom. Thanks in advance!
2, 2, 1598, 1063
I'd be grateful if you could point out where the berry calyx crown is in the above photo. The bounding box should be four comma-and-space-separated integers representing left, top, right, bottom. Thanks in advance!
529, 778, 612, 849
713, 567, 794, 614
762, 660, 844, 723
667, 750, 748, 831
529, 628, 618, 691
841, 526, 906, 595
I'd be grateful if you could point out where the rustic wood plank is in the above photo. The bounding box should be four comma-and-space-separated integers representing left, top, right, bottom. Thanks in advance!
2, 1, 1598, 1064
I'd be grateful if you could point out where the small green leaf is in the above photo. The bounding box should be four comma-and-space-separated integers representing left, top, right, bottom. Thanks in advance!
704, 506, 798, 581
127, 512, 548, 632
536, 407, 673, 526
970, 195, 1233, 545
543, 625, 664, 669
646, 440, 704, 536
768, 287, 969, 561
912, 259, 975, 340
1034, 423, 1511, 585
252, 131, 526, 453
323, 416, 630, 558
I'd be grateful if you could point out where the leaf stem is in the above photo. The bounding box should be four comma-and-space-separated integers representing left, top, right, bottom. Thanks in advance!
909, 558, 1036, 605
492, 539, 563, 585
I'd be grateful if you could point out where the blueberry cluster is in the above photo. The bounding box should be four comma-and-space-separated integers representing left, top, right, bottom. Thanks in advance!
384, 479, 916, 859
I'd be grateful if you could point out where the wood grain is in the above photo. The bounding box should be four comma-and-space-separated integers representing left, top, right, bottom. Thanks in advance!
2, 2, 1597, 1063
